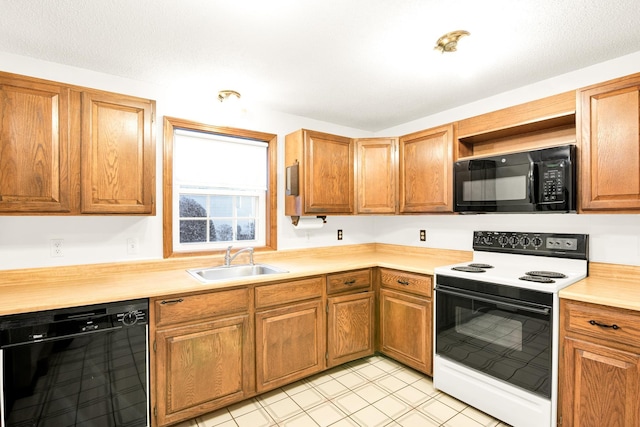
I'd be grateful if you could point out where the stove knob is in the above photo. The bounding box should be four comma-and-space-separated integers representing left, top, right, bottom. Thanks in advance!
520, 236, 531, 247
122, 311, 139, 326
532, 237, 543, 248
508, 235, 519, 246
497, 235, 509, 246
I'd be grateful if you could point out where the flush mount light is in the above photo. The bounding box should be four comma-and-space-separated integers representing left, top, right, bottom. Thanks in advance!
218, 90, 241, 102
434, 30, 470, 53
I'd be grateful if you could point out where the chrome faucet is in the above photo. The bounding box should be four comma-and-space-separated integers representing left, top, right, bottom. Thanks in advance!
224, 246, 254, 267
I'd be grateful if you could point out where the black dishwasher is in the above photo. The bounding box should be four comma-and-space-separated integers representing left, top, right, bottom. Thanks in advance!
0, 299, 149, 427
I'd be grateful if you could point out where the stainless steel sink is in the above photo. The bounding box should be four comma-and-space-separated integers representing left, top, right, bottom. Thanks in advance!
187, 264, 288, 283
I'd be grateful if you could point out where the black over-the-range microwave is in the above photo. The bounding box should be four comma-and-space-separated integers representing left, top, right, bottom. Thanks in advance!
454, 144, 577, 213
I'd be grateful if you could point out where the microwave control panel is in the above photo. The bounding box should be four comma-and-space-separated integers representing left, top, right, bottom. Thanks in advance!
539, 160, 567, 203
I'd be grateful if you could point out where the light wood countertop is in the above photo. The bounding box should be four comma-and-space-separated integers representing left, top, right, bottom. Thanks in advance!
559, 262, 640, 311
4, 243, 638, 317
0, 244, 472, 316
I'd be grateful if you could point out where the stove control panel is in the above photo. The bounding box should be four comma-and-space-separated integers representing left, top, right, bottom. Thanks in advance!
473, 231, 588, 259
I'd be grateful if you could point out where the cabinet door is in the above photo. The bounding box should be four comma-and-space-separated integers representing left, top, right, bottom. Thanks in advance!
399, 124, 454, 213
579, 74, 640, 212
379, 288, 432, 374
155, 315, 252, 427
0, 75, 71, 212
560, 337, 640, 427
256, 299, 325, 392
305, 131, 354, 214
81, 91, 155, 214
355, 138, 397, 214
327, 291, 375, 367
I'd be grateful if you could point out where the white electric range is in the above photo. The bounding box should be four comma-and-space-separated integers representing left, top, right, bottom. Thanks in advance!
433, 231, 588, 427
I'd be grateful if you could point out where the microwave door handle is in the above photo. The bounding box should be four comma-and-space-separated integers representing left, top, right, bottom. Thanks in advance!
528, 162, 537, 203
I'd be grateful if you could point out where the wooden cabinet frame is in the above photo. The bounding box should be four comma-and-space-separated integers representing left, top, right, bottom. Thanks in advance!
154, 315, 253, 426
256, 299, 325, 392
0, 71, 156, 215
578, 72, 640, 212
0, 74, 72, 213
559, 299, 640, 427
399, 124, 454, 213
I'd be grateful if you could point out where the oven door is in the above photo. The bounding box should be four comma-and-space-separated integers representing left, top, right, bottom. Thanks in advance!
435, 278, 553, 398
454, 153, 535, 212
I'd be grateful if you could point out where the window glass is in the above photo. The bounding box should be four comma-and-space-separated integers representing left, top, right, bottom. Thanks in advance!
164, 122, 276, 256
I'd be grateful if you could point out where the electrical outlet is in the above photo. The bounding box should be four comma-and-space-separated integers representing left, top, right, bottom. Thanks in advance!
50, 239, 64, 257
127, 238, 139, 254
337, 229, 343, 240
420, 230, 426, 241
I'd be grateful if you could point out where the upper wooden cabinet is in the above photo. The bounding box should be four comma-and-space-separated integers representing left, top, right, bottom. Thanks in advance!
399, 124, 454, 213
285, 129, 353, 216
80, 90, 155, 214
0, 74, 72, 213
578, 73, 640, 212
0, 71, 155, 215
355, 137, 398, 214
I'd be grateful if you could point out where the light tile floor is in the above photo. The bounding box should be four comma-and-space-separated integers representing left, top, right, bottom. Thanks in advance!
174, 355, 511, 427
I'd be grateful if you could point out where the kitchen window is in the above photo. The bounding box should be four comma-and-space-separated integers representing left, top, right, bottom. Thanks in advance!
163, 117, 277, 258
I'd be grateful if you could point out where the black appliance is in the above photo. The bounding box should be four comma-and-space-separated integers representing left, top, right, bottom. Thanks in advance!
0, 299, 149, 427
454, 144, 576, 213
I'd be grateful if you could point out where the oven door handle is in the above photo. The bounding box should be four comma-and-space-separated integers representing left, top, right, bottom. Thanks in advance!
436, 286, 551, 316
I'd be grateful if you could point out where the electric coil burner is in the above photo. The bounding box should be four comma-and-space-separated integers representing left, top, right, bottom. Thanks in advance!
434, 231, 588, 427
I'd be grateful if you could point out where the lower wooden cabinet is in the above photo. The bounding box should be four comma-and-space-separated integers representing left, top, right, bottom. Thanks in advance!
150, 268, 437, 425
255, 277, 325, 392
327, 290, 375, 367
256, 299, 325, 392
154, 315, 252, 426
379, 289, 432, 374
151, 290, 252, 427
378, 268, 433, 375
559, 299, 640, 427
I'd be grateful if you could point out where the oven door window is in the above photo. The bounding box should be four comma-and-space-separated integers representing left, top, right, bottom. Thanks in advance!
436, 287, 552, 398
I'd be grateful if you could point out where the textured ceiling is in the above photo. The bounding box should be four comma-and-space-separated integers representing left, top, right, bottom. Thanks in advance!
1, 0, 639, 131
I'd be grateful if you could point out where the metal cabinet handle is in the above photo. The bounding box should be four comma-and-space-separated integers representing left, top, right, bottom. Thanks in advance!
589, 319, 620, 330
344, 279, 356, 285
160, 298, 184, 305
397, 280, 410, 286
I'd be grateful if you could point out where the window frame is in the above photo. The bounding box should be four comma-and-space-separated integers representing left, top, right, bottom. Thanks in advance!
163, 117, 277, 258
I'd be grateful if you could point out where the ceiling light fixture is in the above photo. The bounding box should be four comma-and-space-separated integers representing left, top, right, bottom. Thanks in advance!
218, 90, 241, 102
434, 30, 470, 53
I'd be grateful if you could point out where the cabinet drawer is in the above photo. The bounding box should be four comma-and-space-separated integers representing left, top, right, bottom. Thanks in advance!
379, 268, 432, 297
327, 269, 371, 294
255, 277, 324, 309
154, 288, 249, 327
563, 300, 640, 349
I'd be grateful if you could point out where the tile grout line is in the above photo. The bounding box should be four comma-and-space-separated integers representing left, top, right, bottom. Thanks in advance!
191, 355, 506, 427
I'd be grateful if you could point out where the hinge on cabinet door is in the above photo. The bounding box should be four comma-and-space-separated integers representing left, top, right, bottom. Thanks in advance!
325, 353, 329, 360
558, 415, 562, 425
153, 340, 157, 352
326, 303, 329, 313
153, 406, 157, 417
